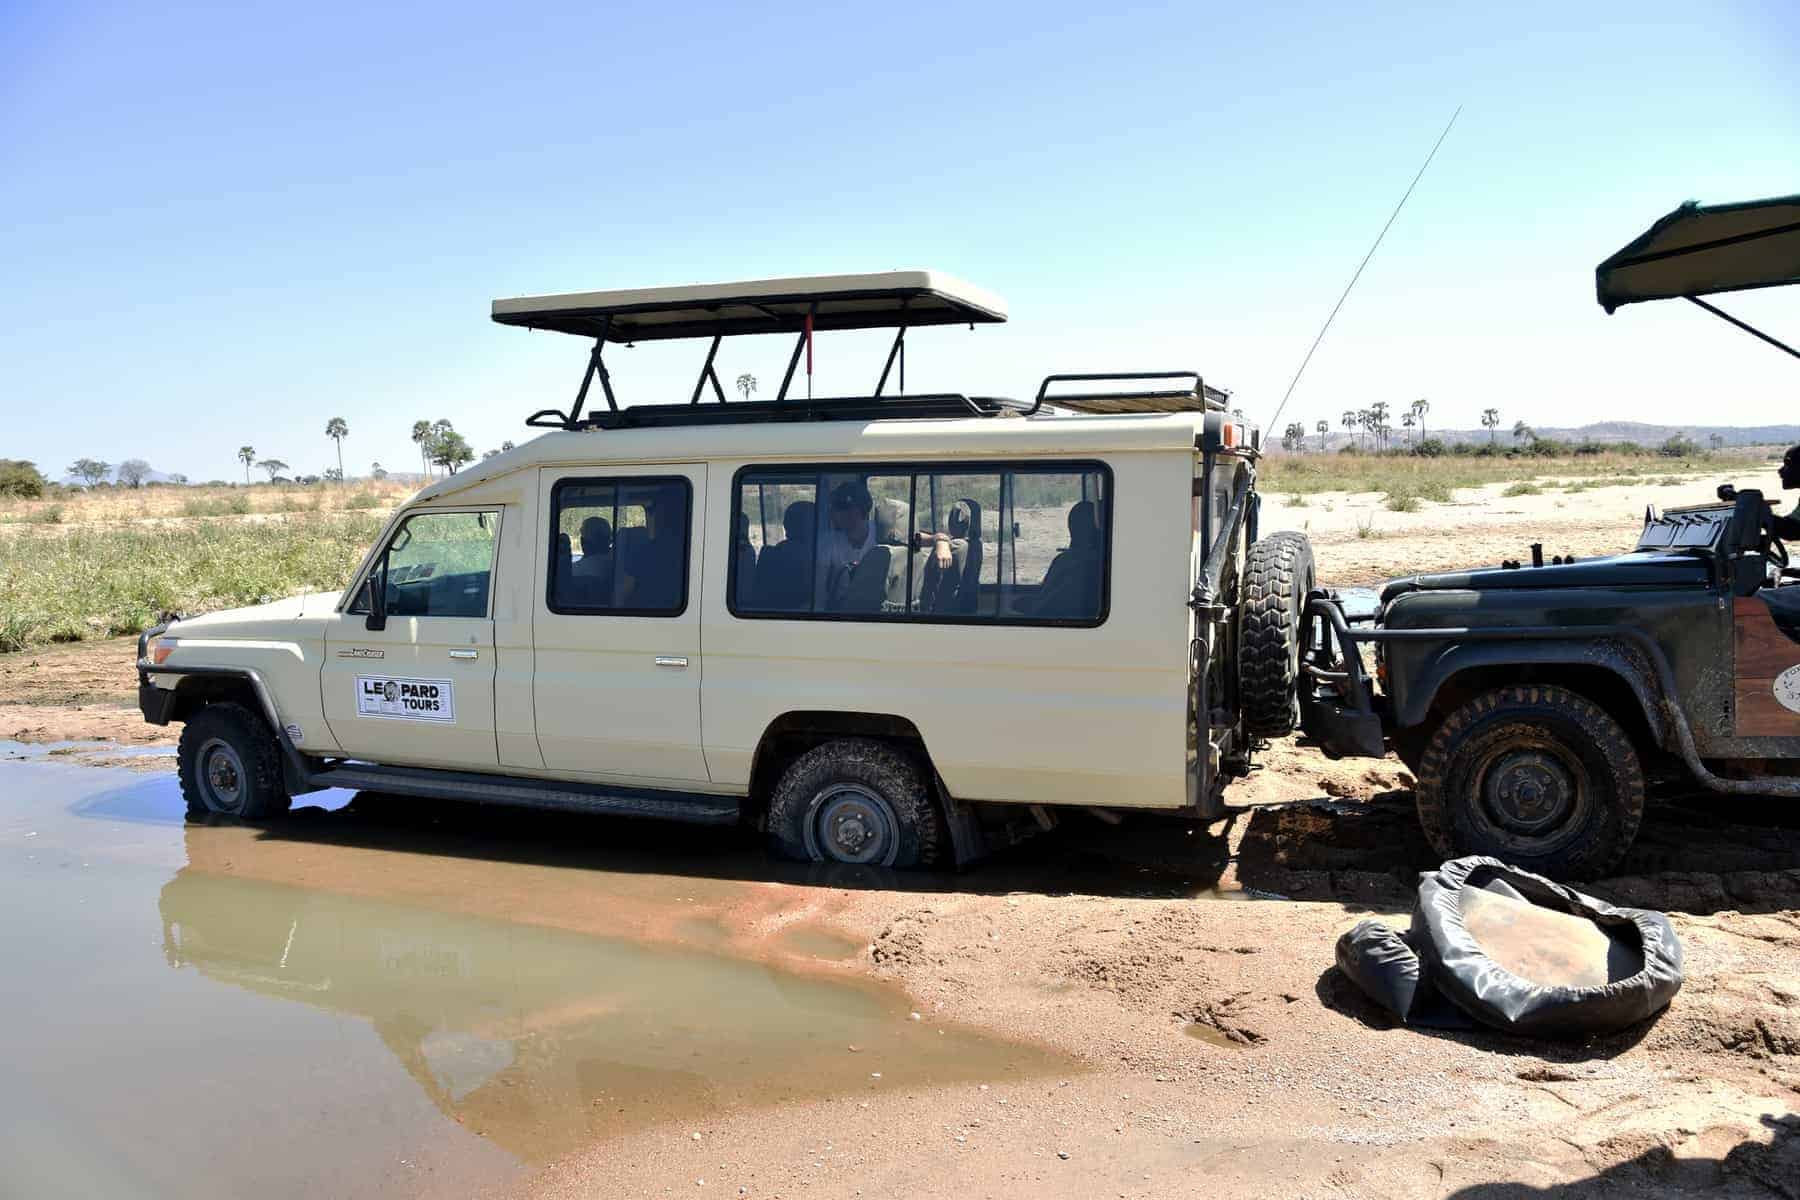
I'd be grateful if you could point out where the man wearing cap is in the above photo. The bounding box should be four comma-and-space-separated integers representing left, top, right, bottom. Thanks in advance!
816, 480, 880, 610
816, 479, 954, 610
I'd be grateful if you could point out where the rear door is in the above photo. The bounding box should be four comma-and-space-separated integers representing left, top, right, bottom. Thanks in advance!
532, 466, 710, 783
322, 508, 501, 768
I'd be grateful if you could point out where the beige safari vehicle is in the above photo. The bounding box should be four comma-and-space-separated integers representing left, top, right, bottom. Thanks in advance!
139, 272, 1314, 868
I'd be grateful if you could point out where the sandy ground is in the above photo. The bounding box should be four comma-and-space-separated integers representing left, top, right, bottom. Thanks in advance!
1268, 466, 1770, 586
6, 472, 1799, 1198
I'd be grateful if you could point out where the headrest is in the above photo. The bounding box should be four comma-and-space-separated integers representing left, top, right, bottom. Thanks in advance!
950, 498, 983, 541
783, 499, 817, 541
873, 496, 910, 545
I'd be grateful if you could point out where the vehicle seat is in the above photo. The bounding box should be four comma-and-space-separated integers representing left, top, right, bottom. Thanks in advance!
842, 545, 895, 612
750, 500, 816, 612
734, 512, 758, 610
948, 499, 984, 613
555, 532, 575, 599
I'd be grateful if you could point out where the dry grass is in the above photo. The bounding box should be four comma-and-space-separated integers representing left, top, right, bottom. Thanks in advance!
0, 479, 416, 526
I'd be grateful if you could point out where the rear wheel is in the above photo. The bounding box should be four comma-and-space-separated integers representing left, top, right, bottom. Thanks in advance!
1414, 685, 1644, 879
177, 702, 291, 821
767, 738, 944, 868
1239, 531, 1316, 738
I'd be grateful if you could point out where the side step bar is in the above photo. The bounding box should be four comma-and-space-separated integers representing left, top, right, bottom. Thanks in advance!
306, 762, 743, 826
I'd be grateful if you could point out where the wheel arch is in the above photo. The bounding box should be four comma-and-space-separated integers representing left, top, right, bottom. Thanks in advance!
746, 711, 986, 867
1399, 641, 1667, 758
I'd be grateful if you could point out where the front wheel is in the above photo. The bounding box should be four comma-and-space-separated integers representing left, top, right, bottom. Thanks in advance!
177, 702, 291, 821
767, 739, 945, 869
1414, 685, 1644, 879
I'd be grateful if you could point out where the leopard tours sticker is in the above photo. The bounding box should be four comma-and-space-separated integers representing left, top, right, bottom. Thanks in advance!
356, 675, 455, 722
1774, 665, 1800, 716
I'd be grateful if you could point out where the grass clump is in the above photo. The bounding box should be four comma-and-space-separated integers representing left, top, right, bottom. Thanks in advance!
345, 491, 379, 510
0, 513, 384, 652
1502, 482, 1541, 497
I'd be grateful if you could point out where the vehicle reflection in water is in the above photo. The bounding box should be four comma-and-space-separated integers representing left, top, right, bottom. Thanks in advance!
157, 866, 1062, 1165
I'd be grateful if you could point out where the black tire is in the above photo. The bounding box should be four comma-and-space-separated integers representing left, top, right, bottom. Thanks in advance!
177, 702, 291, 822
1414, 685, 1645, 879
767, 738, 944, 869
1238, 531, 1316, 738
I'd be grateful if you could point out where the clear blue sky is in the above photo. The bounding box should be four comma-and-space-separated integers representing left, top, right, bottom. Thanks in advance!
3, 0, 1795, 481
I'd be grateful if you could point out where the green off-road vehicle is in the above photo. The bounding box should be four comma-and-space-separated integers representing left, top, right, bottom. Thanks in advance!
1303, 194, 1800, 878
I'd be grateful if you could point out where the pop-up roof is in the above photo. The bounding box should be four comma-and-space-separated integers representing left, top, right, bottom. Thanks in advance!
492, 270, 1007, 341
1596, 195, 1800, 361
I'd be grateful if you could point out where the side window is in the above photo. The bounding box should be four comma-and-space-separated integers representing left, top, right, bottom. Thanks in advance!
549, 478, 690, 615
730, 464, 1108, 624
353, 510, 498, 618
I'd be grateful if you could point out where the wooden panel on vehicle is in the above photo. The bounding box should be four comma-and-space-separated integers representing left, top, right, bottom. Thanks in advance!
1733, 596, 1800, 737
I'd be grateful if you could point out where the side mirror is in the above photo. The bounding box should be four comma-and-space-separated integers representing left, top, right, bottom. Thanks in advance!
364, 558, 389, 631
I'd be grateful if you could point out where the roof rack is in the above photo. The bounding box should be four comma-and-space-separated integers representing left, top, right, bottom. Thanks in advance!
541, 393, 1031, 432
1028, 372, 1231, 416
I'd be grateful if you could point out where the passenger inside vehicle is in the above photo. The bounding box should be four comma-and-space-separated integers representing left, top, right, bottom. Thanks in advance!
618, 487, 685, 610
1031, 499, 1103, 618
573, 516, 613, 579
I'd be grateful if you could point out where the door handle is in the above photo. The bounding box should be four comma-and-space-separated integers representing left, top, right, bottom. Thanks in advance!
449, 649, 479, 660
654, 656, 689, 669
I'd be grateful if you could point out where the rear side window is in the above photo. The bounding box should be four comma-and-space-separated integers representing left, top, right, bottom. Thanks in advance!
731, 462, 1109, 625
548, 478, 691, 615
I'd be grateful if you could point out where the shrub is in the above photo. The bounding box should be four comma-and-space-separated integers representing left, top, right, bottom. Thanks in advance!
1502, 481, 1541, 497
1659, 435, 1699, 458
0, 460, 48, 499
345, 491, 379, 510
1412, 438, 1447, 458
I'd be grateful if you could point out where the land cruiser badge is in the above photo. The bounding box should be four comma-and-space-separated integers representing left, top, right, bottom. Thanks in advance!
1775, 666, 1800, 716
356, 675, 455, 722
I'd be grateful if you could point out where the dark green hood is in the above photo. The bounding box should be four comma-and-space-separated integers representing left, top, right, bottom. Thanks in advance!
1381, 550, 1713, 605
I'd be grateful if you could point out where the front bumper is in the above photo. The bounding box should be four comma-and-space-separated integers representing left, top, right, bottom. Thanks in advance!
139, 678, 178, 725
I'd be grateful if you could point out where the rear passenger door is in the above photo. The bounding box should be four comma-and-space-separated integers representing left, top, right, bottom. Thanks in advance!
533, 466, 710, 783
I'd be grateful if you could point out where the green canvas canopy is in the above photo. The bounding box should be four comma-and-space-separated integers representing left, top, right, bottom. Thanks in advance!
1596, 195, 1800, 360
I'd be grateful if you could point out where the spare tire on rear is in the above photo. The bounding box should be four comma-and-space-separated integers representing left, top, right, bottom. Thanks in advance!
1238, 531, 1316, 737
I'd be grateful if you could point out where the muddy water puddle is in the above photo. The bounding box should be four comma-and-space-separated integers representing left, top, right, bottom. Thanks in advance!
0, 764, 1067, 1198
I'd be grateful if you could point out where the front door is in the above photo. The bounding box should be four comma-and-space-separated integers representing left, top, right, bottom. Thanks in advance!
533, 466, 709, 783
322, 508, 501, 769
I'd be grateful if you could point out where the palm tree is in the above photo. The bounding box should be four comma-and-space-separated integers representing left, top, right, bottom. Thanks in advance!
237, 445, 255, 484
735, 373, 757, 402
1482, 408, 1500, 444
1411, 397, 1430, 441
1708, 433, 1724, 451
1357, 409, 1373, 451
324, 417, 348, 481
1512, 420, 1533, 445
410, 420, 432, 477
1316, 419, 1328, 452
1402, 412, 1416, 444
1369, 401, 1390, 452
1341, 410, 1357, 450
370, 461, 387, 480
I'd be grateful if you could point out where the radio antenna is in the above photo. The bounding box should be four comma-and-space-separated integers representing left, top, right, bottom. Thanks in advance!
1266, 106, 1461, 431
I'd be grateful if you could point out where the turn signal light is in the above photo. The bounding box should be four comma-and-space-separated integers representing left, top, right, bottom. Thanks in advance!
149, 637, 177, 665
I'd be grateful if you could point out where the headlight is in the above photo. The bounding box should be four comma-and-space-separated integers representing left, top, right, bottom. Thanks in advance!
147, 635, 178, 665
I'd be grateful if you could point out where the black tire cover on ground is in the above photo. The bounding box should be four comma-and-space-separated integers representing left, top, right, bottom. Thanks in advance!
1239, 531, 1315, 738
1413, 856, 1683, 1038
1334, 920, 1474, 1029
